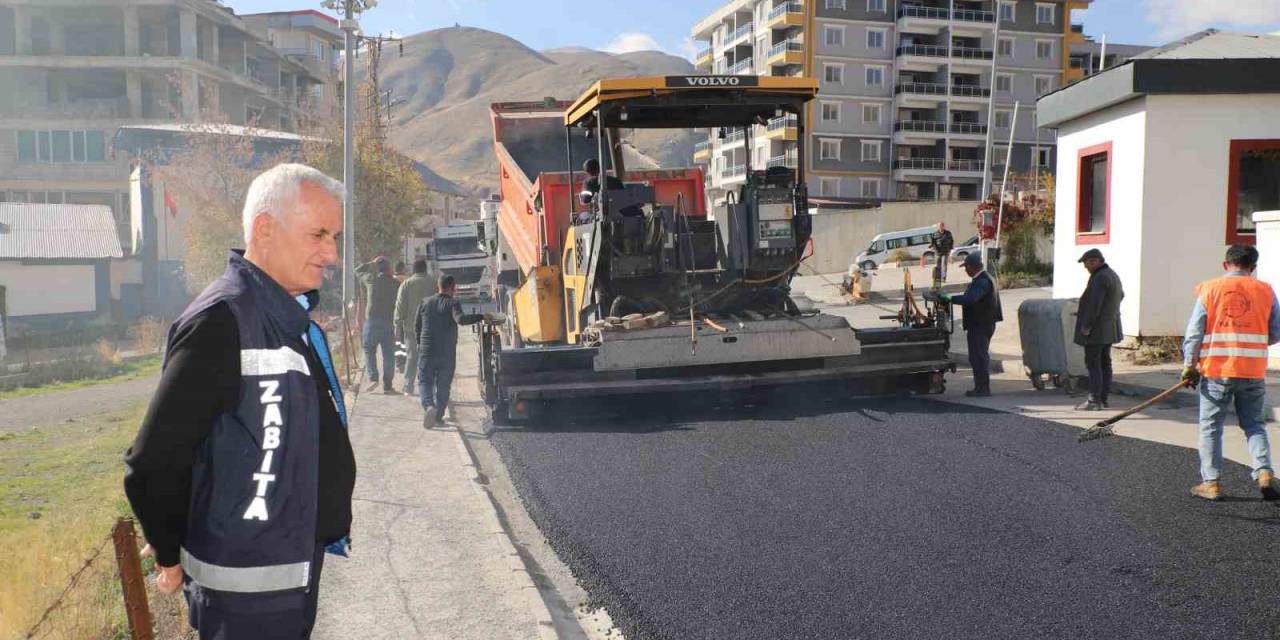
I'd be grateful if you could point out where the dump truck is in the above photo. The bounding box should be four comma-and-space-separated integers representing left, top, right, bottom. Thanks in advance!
477, 77, 954, 423
429, 220, 491, 304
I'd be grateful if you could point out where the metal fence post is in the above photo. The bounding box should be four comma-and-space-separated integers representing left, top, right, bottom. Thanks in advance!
111, 518, 154, 640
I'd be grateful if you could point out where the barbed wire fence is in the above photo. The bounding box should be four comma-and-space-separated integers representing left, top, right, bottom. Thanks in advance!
22, 519, 174, 640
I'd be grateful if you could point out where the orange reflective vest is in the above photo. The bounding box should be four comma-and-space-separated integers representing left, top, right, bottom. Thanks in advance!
1195, 275, 1275, 379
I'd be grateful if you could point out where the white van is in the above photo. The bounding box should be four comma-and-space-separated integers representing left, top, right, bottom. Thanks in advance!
850, 225, 939, 272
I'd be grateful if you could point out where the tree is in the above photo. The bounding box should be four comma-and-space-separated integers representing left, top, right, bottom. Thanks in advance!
973, 171, 1056, 272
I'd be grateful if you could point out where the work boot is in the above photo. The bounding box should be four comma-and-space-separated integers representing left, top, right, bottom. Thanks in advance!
383, 388, 402, 396
1075, 397, 1104, 411
1190, 480, 1223, 501
964, 389, 991, 398
1258, 469, 1280, 501
422, 406, 438, 429
365, 381, 380, 393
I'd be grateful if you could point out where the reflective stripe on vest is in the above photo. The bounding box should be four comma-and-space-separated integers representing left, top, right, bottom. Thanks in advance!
241, 347, 311, 377
1196, 276, 1274, 379
181, 547, 310, 593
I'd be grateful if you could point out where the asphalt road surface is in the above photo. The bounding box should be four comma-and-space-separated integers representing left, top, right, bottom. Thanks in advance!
491, 388, 1280, 640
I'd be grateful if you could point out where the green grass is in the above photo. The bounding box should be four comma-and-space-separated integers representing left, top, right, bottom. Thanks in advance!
0, 355, 161, 401
0, 402, 147, 639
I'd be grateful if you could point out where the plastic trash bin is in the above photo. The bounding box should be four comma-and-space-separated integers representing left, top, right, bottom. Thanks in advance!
1018, 298, 1088, 393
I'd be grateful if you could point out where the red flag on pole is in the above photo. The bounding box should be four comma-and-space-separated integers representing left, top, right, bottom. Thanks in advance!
163, 186, 178, 218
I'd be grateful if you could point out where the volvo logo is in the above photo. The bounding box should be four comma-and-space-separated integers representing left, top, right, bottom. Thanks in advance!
666, 75, 760, 88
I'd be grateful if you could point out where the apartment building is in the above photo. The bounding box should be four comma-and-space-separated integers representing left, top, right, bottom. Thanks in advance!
0, 1, 341, 248
1067, 28, 1150, 78
692, 0, 1088, 204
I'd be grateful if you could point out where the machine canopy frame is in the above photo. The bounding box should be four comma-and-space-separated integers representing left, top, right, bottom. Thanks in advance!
564, 75, 819, 130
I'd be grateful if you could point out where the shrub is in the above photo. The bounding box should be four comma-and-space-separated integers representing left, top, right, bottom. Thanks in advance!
888, 248, 913, 264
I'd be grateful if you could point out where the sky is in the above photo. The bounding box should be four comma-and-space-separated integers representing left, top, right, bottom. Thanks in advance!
223, 0, 1280, 57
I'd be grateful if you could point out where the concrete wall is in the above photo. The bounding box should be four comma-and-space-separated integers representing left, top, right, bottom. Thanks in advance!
0, 262, 96, 317
1139, 93, 1280, 335
1051, 96, 1147, 335
807, 201, 980, 274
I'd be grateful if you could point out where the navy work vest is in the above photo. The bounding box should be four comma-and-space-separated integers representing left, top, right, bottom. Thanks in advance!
172, 251, 347, 593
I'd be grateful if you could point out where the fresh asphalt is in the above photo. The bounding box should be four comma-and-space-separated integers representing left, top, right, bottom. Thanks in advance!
490, 386, 1280, 640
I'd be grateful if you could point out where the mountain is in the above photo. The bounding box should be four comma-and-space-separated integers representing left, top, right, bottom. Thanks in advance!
362, 27, 698, 197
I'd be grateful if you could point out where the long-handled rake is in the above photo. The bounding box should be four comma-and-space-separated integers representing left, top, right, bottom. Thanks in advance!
1077, 380, 1191, 443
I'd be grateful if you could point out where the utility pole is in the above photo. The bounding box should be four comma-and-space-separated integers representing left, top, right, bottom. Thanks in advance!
357, 33, 404, 140
322, 0, 376, 317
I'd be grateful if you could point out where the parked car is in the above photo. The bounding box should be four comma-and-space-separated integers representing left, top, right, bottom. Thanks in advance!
950, 235, 981, 262
850, 225, 939, 272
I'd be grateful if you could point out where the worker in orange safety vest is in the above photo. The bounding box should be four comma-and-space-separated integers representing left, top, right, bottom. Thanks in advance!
1182, 244, 1280, 501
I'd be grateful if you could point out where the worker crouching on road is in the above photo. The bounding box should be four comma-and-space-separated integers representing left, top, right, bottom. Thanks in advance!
395, 259, 434, 394
1074, 248, 1125, 411
939, 252, 1002, 397
415, 274, 486, 428
355, 256, 401, 394
123, 164, 356, 639
1182, 244, 1280, 501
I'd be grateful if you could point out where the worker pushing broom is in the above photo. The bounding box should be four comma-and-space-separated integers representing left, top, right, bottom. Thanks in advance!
1080, 245, 1280, 502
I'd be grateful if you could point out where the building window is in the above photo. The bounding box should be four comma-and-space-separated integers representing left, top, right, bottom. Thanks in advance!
826, 0, 847, 8
820, 139, 841, 160
820, 177, 840, 197
862, 103, 881, 124
1036, 40, 1054, 60
860, 178, 880, 198
1076, 142, 1112, 243
861, 140, 881, 162
996, 73, 1013, 93
1227, 139, 1280, 245
822, 102, 841, 122
1036, 147, 1052, 168
867, 0, 886, 12
824, 63, 844, 84
825, 26, 845, 46
999, 1, 1016, 22
1035, 75, 1055, 95
998, 37, 1014, 57
867, 29, 886, 50
1036, 3, 1056, 24
994, 110, 1012, 129
865, 65, 885, 87
15, 129, 106, 163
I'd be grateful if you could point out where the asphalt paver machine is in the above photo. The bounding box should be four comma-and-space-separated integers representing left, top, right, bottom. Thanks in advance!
479, 76, 954, 423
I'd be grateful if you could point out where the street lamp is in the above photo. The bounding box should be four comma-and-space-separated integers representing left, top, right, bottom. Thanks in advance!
320, 0, 376, 316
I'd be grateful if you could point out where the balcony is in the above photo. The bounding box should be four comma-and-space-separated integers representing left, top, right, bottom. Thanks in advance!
949, 122, 988, 136
722, 129, 747, 146
894, 120, 947, 133
950, 85, 991, 99
948, 159, 986, 173
767, 39, 805, 66
951, 46, 994, 61
767, 152, 799, 169
895, 82, 948, 97
729, 59, 754, 75
693, 141, 711, 161
765, 115, 798, 141
696, 46, 713, 68
894, 157, 946, 171
896, 44, 948, 58
728, 23, 754, 46
767, 2, 805, 28
898, 5, 949, 20
952, 9, 995, 24
722, 164, 747, 181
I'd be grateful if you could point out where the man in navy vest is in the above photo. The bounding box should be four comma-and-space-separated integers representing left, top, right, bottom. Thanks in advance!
938, 252, 1003, 397
124, 164, 355, 639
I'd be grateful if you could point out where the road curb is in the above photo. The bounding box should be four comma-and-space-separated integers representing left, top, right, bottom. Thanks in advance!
448, 425, 560, 640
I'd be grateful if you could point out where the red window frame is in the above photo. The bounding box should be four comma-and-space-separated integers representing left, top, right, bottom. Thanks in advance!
1075, 141, 1112, 245
1225, 139, 1280, 246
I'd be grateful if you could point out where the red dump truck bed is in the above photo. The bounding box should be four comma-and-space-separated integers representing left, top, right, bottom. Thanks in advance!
490, 101, 706, 274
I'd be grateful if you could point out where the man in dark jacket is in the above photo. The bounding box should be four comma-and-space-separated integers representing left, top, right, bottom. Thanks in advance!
124, 164, 355, 639
940, 252, 1002, 397
355, 256, 401, 394
416, 274, 485, 427
1074, 248, 1125, 410
929, 222, 956, 284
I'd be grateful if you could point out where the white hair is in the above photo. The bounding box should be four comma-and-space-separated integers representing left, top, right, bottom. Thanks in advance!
242, 163, 345, 242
